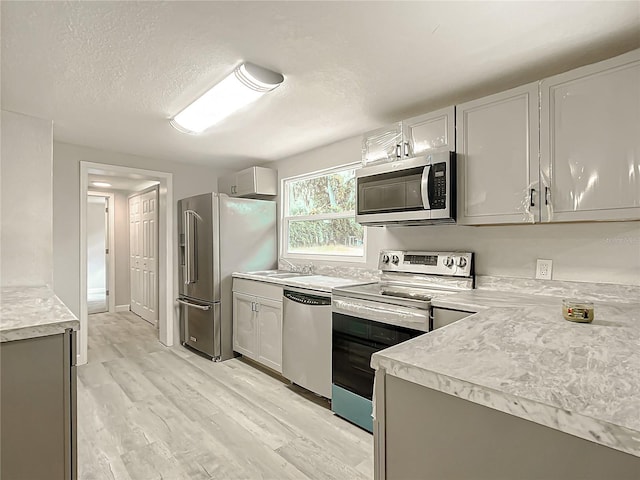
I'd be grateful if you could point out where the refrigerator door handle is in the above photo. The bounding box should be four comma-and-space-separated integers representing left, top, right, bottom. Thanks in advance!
184, 210, 198, 284
176, 298, 211, 311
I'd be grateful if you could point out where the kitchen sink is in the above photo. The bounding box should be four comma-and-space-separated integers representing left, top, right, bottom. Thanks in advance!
250, 270, 309, 279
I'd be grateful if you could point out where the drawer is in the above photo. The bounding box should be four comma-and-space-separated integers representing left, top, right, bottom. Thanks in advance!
233, 278, 283, 302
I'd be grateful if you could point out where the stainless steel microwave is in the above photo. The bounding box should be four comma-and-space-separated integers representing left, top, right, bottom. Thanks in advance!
355, 151, 456, 226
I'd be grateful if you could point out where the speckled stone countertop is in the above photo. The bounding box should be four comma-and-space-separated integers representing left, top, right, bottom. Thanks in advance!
232, 271, 371, 293
1, 286, 79, 342
372, 293, 640, 458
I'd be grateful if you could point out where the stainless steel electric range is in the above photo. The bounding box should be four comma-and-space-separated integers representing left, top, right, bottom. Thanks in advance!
331, 250, 475, 432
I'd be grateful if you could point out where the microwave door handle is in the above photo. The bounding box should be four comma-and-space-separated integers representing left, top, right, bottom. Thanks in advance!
421, 165, 432, 209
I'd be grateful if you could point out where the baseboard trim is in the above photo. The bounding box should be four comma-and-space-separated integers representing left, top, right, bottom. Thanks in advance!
115, 304, 130, 312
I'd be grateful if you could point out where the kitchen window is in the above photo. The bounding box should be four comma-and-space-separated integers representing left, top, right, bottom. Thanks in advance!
282, 164, 365, 261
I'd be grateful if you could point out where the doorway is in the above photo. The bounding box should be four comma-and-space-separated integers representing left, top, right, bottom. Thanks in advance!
79, 162, 174, 366
86, 192, 115, 314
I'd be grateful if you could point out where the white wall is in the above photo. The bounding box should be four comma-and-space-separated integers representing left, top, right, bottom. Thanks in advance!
86, 196, 106, 291
1, 110, 53, 287
272, 135, 640, 286
53, 142, 224, 335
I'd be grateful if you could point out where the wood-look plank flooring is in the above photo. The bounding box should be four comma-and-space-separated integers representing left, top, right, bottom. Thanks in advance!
80, 312, 373, 479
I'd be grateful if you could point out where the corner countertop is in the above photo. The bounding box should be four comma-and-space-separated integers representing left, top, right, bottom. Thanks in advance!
372, 291, 640, 458
232, 271, 372, 293
1, 286, 79, 342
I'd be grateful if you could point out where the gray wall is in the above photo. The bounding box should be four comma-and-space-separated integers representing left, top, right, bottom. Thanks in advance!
272, 135, 640, 286
1, 110, 53, 287
113, 191, 130, 307
53, 142, 224, 317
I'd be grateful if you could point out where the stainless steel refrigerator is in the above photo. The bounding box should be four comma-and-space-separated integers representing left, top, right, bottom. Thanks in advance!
178, 193, 276, 360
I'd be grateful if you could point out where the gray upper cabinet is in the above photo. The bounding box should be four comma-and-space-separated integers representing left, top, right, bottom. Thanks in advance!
362, 106, 455, 166
218, 166, 277, 198
456, 83, 540, 225
540, 49, 640, 223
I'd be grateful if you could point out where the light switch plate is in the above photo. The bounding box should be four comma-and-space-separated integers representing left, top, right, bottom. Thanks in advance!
536, 259, 553, 280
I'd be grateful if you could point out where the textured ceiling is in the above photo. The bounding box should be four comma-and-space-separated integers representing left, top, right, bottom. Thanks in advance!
2, 1, 639, 170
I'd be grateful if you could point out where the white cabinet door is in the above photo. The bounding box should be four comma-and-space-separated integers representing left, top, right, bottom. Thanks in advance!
403, 106, 455, 157
540, 49, 640, 222
232, 292, 257, 359
457, 82, 540, 225
362, 122, 403, 165
255, 298, 282, 373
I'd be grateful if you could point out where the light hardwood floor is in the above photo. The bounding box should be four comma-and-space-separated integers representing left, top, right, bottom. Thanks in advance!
79, 312, 373, 480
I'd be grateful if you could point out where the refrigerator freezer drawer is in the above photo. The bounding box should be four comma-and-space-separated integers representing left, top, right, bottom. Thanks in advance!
179, 297, 221, 359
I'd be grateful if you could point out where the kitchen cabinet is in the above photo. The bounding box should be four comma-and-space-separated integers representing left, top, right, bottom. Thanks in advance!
456, 82, 540, 225
362, 106, 455, 165
218, 166, 277, 198
1, 329, 77, 480
375, 373, 640, 480
457, 49, 640, 226
540, 49, 640, 222
232, 279, 283, 372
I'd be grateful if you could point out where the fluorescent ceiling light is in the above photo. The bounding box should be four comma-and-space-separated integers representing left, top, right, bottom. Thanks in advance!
170, 62, 284, 134
92, 182, 112, 188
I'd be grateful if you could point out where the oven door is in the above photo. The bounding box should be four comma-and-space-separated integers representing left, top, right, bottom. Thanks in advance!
332, 312, 424, 400
355, 152, 455, 225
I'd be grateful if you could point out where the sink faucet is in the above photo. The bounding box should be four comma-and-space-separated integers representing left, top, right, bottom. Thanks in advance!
280, 258, 299, 272
301, 262, 315, 275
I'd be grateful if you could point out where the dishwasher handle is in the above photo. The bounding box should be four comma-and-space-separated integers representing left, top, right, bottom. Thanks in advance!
283, 290, 331, 306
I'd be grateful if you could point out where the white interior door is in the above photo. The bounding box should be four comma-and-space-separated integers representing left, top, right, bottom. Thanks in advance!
129, 188, 159, 324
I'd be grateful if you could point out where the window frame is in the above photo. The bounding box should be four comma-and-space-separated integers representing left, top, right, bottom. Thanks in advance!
281, 162, 366, 263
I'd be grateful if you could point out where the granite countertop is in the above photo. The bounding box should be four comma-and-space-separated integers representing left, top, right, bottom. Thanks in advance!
232, 271, 372, 293
372, 293, 640, 458
1, 286, 79, 342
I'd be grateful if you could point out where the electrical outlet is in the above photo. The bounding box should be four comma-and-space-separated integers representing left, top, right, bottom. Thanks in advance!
536, 259, 553, 280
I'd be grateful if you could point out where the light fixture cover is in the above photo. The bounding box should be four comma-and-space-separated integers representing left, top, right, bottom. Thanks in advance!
92, 182, 112, 188
171, 62, 284, 134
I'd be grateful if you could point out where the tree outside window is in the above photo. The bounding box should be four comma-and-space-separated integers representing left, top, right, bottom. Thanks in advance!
283, 165, 364, 259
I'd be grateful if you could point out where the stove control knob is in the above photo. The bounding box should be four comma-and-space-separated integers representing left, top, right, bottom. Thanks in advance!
456, 257, 468, 268
443, 256, 454, 268
391, 255, 400, 265
382, 254, 390, 264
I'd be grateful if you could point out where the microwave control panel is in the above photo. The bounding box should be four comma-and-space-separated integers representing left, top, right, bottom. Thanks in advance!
431, 162, 447, 209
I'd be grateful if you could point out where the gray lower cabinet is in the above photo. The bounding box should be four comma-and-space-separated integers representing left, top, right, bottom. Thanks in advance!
1, 329, 77, 480
376, 373, 640, 480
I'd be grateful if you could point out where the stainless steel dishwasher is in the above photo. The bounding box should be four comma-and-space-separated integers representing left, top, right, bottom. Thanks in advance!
282, 287, 333, 399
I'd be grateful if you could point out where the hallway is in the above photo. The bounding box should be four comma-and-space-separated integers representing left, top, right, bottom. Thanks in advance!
78, 312, 373, 479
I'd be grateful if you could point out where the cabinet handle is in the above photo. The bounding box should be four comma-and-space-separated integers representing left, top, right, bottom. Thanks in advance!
254, 302, 260, 312
545, 187, 550, 205
530, 188, 536, 207
395, 144, 401, 159
404, 141, 410, 157
251, 301, 255, 312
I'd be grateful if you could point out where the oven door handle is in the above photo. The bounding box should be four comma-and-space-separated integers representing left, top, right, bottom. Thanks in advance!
421, 164, 432, 210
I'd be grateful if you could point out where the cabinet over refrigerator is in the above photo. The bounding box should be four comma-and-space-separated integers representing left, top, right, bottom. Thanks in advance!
177, 193, 277, 360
